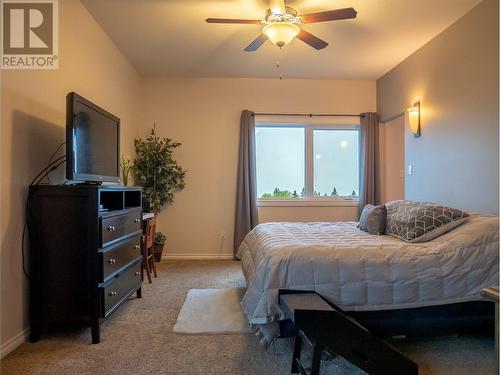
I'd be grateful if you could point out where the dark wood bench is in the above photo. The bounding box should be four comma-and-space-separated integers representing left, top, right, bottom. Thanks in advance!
279, 290, 418, 375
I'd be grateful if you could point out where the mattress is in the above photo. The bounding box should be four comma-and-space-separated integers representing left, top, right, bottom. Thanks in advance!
238, 214, 498, 344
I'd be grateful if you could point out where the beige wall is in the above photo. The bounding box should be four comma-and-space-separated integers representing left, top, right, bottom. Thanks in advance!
377, 0, 499, 214
139, 78, 376, 259
0, 0, 142, 354
378, 116, 405, 204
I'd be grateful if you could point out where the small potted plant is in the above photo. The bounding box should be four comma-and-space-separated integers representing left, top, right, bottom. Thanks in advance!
153, 232, 166, 262
120, 155, 132, 186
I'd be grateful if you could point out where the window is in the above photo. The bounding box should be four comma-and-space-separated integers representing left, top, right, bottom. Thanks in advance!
255, 122, 359, 203
255, 126, 305, 199
313, 129, 359, 198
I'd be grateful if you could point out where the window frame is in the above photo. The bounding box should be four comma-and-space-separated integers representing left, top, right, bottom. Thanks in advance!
255, 121, 360, 207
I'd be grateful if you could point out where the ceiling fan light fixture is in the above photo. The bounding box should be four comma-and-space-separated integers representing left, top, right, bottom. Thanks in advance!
263, 22, 300, 47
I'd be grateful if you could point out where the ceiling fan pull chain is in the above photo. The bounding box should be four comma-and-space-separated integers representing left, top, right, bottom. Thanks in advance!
277, 47, 283, 80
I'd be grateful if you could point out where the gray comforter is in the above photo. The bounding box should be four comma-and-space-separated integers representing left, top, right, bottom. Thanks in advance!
238, 214, 499, 345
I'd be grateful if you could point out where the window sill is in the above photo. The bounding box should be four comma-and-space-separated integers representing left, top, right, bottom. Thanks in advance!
257, 199, 360, 208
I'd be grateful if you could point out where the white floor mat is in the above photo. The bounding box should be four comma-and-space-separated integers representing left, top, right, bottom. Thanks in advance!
173, 288, 253, 335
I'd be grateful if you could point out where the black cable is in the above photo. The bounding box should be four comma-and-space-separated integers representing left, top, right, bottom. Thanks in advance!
47, 142, 65, 164
46, 142, 65, 184
28, 155, 65, 187
21, 220, 29, 279
23, 156, 67, 279
33, 159, 66, 185
40, 158, 67, 185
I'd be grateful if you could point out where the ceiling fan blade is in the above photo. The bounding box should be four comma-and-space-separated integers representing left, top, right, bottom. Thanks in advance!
244, 34, 268, 52
269, 0, 286, 14
301, 7, 357, 24
296, 30, 328, 50
205, 18, 261, 24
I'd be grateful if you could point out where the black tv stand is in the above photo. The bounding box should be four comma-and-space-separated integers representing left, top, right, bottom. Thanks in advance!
28, 184, 143, 344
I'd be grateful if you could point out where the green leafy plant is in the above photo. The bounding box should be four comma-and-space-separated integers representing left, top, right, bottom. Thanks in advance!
133, 126, 186, 213
154, 232, 166, 246
120, 155, 132, 186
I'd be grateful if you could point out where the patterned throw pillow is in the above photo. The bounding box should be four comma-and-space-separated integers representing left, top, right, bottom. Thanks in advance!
385, 200, 469, 243
358, 204, 387, 235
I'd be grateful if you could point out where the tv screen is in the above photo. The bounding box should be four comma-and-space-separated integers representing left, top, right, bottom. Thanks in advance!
66, 92, 120, 183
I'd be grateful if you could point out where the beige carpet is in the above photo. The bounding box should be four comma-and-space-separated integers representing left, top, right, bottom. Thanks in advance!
173, 288, 252, 334
1, 260, 495, 375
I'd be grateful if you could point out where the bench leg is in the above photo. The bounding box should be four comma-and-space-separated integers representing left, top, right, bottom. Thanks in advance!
291, 333, 302, 373
310, 344, 322, 375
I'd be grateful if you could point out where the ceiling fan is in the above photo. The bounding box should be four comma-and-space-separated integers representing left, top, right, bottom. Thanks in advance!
205, 0, 357, 52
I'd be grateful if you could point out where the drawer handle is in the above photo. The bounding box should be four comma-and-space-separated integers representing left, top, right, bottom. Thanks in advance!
134, 218, 141, 223
109, 291, 117, 297
108, 258, 116, 264
134, 245, 140, 250
134, 271, 141, 276
107, 225, 116, 232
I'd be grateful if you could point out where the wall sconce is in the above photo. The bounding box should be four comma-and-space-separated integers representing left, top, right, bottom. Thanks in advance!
407, 101, 421, 138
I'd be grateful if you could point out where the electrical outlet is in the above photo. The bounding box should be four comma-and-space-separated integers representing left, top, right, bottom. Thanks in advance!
218, 233, 226, 258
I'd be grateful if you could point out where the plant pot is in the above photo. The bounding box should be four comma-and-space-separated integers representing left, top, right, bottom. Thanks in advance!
153, 243, 164, 262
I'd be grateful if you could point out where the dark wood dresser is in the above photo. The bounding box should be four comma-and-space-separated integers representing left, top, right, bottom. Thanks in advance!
28, 185, 143, 344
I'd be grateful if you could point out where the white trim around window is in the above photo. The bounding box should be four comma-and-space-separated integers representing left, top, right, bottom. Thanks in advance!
255, 119, 360, 206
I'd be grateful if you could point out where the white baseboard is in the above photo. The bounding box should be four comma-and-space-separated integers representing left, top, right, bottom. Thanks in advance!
1, 328, 29, 359
162, 253, 235, 260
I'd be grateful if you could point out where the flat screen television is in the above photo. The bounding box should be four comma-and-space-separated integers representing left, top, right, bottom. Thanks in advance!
66, 92, 120, 183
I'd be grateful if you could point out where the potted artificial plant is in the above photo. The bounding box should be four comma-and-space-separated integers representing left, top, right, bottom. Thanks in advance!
153, 232, 166, 262
132, 125, 186, 212
133, 126, 186, 260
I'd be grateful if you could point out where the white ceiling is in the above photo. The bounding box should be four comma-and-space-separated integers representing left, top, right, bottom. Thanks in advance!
81, 0, 482, 79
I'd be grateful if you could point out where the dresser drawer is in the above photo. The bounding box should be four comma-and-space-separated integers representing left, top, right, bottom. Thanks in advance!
100, 236, 142, 282
101, 260, 142, 317
101, 211, 142, 247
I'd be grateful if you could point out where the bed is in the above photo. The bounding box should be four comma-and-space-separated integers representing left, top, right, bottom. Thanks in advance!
238, 213, 499, 345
